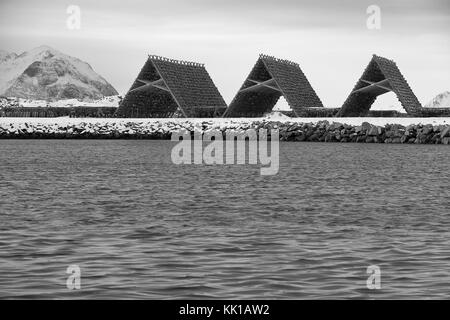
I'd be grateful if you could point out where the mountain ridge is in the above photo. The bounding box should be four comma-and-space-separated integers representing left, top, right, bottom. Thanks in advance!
424, 91, 450, 108
0, 45, 118, 101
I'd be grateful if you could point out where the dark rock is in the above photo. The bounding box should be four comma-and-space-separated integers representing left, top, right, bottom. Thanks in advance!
441, 126, 450, 138
361, 122, 372, 132
356, 136, 366, 143
368, 125, 382, 136
421, 125, 433, 135
400, 135, 408, 144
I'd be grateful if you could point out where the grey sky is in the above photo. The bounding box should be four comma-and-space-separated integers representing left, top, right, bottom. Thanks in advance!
0, 0, 449, 109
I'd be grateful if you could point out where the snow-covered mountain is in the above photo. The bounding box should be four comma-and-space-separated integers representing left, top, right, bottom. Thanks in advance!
425, 91, 450, 108
0, 50, 18, 63
0, 45, 118, 101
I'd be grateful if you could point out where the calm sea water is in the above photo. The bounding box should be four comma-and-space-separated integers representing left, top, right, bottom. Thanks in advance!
0, 140, 449, 299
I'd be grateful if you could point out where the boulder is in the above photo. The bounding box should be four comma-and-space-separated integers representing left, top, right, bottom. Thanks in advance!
328, 122, 343, 131
421, 125, 433, 135
441, 126, 450, 138
308, 133, 319, 142
400, 135, 408, 144
361, 122, 372, 132
356, 136, 366, 143
295, 134, 306, 141
368, 126, 382, 136
443, 137, 450, 145
384, 130, 394, 138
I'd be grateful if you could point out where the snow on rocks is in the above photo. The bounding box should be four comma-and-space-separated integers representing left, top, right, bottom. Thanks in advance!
0, 117, 449, 144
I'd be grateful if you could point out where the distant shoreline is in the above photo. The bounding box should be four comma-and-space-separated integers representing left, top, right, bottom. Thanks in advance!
0, 117, 449, 144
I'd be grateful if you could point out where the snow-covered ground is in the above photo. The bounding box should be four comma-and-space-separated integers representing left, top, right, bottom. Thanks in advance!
25, 95, 120, 108
0, 116, 448, 127
0, 95, 120, 108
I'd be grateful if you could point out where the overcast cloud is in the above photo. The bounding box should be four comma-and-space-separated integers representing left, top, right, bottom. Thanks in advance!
0, 0, 449, 109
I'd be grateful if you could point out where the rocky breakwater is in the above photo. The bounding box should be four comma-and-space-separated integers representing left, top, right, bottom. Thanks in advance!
0, 120, 449, 144
0, 121, 175, 139
277, 121, 450, 145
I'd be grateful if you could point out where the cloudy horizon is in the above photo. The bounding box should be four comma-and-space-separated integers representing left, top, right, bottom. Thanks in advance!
0, 0, 449, 110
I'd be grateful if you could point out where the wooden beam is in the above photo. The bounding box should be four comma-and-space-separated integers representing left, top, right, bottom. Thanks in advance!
152, 83, 170, 92
352, 85, 390, 96
360, 79, 393, 91
137, 78, 164, 86
129, 78, 170, 93
351, 78, 393, 95
151, 62, 188, 118
239, 78, 282, 93
247, 79, 276, 85
192, 106, 222, 109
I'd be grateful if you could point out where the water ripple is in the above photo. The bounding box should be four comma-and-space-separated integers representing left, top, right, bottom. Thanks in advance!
0, 140, 449, 299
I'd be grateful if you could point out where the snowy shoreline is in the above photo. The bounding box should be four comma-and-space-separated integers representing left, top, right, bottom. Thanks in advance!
0, 116, 449, 126
0, 117, 449, 144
